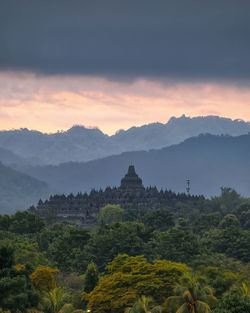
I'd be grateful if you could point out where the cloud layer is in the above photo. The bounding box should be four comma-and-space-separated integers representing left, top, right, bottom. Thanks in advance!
1, 0, 250, 81
0, 72, 250, 134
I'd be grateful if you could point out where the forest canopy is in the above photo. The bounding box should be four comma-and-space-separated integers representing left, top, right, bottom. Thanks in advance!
0, 187, 250, 312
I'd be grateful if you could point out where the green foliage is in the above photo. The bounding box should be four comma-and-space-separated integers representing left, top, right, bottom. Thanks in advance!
0, 244, 14, 270
197, 266, 240, 298
211, 294, 250, 313
1, 192, 250, 312
56, 273, 86, 310
219, 214, 240, 229
14, 241, 49, 267
0, 230, 50, 268
193, 213, 222, 234
239, 210, 250, 230
84, 262, 99, 293
97, 204, 124, 226
8, 211, 45, 234
166, 273, 217, 313
41, 287, 71, 313
125, 296, 162, 313
84, 222, 149, 270
178, 217, 190, 230
205, 227, 250, 262
123, 206, 148, 222
209, 188, 243, 215
190, 253, 250, 273
38, 223, 90, 272
237, 203, 250, 230
142, 208, 175, 231
87, 254, 188, 313
0, 215, 10, 231
0, 244, 39, 312
146, 228, 201, 263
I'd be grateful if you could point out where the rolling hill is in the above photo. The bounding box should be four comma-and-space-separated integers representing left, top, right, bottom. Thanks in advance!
0, 162, 51, 214
22, 133, 250, 198
0, 147, 29, 167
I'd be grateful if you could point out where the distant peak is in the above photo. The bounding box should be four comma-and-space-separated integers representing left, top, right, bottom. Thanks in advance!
67, 125, 87, 132
67, 125, 103, 134
168, 114, 189, 123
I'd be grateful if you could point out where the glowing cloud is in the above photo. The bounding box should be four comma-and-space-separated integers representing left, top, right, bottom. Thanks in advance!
0, 72, 250, 134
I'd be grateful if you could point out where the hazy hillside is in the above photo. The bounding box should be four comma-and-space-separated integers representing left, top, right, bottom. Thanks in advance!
0, 115, 250, 165
112, 115, 250, 150
23, 133, 250, 198
0, 162, 51, 214
0, 147, 28, 167
0, 126, 116, 165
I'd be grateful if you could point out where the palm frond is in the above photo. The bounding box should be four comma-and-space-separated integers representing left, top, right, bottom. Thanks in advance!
166, 296, 184, 308
176, 303, 188, 313
195, 300, 210, 313
183, 291, 193, 303
151, 306, 162, 313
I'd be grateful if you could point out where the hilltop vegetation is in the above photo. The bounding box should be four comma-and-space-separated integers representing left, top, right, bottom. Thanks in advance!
0, 188, 250, 312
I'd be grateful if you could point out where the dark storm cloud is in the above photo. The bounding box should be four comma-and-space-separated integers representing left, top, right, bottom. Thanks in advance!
0, 0, 250, 80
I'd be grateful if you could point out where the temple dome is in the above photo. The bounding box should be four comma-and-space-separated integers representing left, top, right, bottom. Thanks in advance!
120, 165, 144, 190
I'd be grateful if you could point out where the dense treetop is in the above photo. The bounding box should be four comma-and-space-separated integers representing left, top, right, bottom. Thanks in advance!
0, 187, 250, 312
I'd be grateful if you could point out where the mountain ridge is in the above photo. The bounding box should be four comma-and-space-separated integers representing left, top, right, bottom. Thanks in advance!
21, 133, 250, 199
0, 162, 52, 214
1, 115, 250, 165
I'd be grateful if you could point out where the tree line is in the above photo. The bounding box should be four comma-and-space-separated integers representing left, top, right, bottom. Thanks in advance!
0, 187, 250, 312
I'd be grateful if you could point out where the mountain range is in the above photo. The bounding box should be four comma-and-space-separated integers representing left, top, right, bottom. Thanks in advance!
1, 115, 250, 214
23, 133, 250, 198
1, 115, 250, 165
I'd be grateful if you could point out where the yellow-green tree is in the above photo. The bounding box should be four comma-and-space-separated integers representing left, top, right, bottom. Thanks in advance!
97, 204, 124, 226
30, 265, 58, 292
84, 261, 99, 293
86, 254, 188, 313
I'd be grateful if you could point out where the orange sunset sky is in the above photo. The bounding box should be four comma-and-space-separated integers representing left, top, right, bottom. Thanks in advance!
1, 72, 250, 135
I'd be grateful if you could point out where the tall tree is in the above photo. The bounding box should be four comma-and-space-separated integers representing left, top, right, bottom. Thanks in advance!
166, 274, 217, 313
84, 262, 99, 293
30, 265, 58, 292
86, 254, 188, 313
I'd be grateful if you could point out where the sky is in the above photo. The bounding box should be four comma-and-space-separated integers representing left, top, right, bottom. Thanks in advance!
0, 0, 250, 134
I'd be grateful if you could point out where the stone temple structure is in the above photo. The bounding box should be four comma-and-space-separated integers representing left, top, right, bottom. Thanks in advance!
30, 165, 200, 226
120, 165, 144, 191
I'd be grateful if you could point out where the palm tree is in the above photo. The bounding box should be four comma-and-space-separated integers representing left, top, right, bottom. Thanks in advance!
125, 295, 162, 313
166, 274, 217, 313
41, 287, 71, 313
